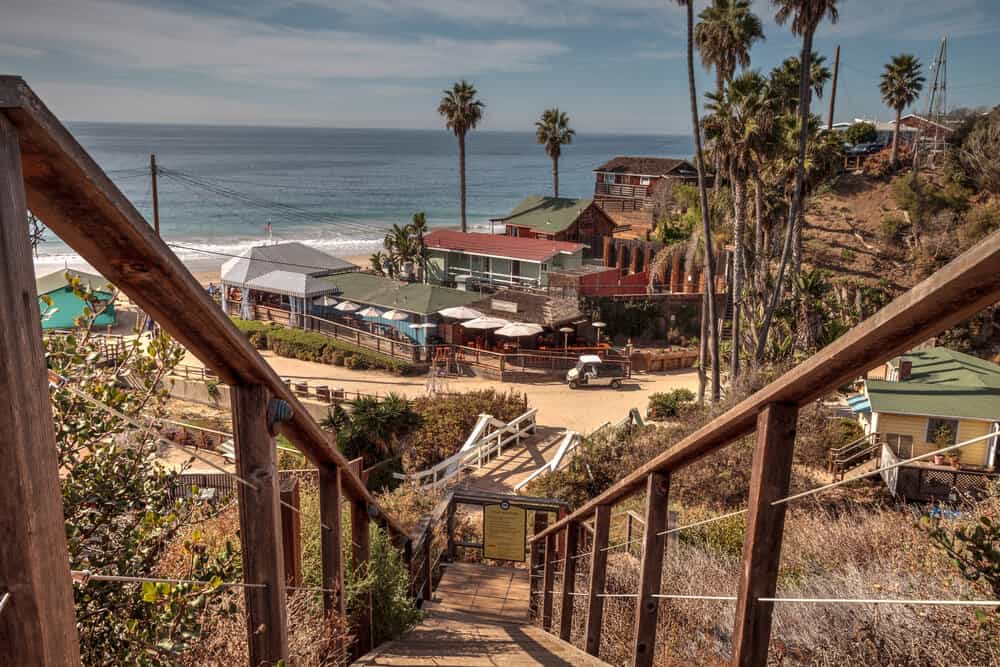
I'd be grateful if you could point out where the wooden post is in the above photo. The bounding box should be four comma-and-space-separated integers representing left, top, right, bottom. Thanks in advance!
280, 477, 303, 588
421, 527, 433, 601
558, 522, 580, 641
629, 246, 640, 275
625, 513, 633, 556
0, 113, 82, 665
603, 236, 613, 266
446, 500, 457, 561
633, 471, 670, 667
731, 403, 798, 667
584, 505, 612, 656
827, 45, 840, 131
616, 244, 626, 274
351, 498, 373, 657
319, 465, 346, 617
529, 512, 549, 618
541, 532, 557, 631
150, 153, 160, 236
231, 384, 289, 665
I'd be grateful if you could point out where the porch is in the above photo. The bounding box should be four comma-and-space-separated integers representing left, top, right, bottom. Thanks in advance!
880, 443, 998, 502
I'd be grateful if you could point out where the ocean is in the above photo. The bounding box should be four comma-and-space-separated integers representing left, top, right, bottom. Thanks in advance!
35, 123, 694, 271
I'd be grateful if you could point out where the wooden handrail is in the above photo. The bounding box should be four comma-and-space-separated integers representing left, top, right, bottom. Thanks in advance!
0, 76, 405, 537
532, 227, 1000, 543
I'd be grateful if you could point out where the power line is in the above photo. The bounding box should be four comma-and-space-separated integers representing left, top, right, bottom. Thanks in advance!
166, 242, 371, 273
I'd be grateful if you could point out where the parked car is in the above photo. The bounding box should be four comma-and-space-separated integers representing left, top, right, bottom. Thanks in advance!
846, 142, 885, 156
566, 354, 627, 389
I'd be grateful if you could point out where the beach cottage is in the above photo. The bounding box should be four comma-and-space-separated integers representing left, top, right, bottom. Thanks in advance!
848, 347, 1000, 500
423, 229, 585, 290
492, 196, 616, 253
36, 268, 116, 330
220, 242, 357, 324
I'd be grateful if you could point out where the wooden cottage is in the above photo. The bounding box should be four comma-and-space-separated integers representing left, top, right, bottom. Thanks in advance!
492, 196, 616, 253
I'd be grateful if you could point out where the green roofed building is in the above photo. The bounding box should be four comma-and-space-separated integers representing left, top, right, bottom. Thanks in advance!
851, 347, 1000, 471
492, 195, 616, 252
36, 269, 116, 330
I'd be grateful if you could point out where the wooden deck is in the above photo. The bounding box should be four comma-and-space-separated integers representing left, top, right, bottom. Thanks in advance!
353, 562, 608, 666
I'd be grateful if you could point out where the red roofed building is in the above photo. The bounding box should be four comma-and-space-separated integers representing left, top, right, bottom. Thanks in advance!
424, 230, 586, 290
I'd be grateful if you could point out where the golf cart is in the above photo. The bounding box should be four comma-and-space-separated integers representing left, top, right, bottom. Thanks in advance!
566, 354, 627, 390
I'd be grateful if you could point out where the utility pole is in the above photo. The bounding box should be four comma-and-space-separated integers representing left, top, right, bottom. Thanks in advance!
827, 45, 840, 130
150, 153, 160, 236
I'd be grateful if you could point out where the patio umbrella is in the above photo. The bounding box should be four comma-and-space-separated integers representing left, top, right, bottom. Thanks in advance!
313, 295, 338, 307
461, 317, 510, 330
409, 322, 437, 329
495, 322, 544, 338
438, 306, 483, 320
334, 300, 360, 312
357, 306, 384, 318
382, 309, 409, 321
559, 326, 575, 349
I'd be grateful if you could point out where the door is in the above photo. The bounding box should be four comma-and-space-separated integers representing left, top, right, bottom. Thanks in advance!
988, 422, 999, 469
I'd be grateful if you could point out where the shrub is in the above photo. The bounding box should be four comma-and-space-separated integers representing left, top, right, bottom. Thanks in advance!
844, 121, 877, 145
959, 108, 1000, 194
332, 350, 346, 366
960, 201, 1000, 245
647, 388, 696, 420
346, 524, 422, 645
879, 215, 908, 243
231, 318, 273, 349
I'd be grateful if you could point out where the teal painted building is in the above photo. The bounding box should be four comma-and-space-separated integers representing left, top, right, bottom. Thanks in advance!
36, 269, 116, 330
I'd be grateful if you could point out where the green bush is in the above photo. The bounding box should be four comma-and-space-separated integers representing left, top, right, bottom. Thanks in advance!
346, 524, 422, 645
679, 508, 746, 560
844, 121, 877, 146
647, 388, 696, 419
332, 350, 346, 366
231, 318, 274, 349
880, 215, 908, 243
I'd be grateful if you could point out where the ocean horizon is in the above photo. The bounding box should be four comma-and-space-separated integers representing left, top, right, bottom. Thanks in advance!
34, 123, 695, 273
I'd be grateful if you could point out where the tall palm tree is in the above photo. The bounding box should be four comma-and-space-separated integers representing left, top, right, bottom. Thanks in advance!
535, 108, 575, 197
704, 70, 774, 378
755, 0, 839, 364
679, 0, 721, 402
695, 0, 765, 95
438, 81, 485, 232
770, 53, 832, 114
880, 54, 925, 167
407, 211, 430, 281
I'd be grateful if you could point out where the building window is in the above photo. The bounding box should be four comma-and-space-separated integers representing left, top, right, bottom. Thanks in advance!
541, 263, 548, 272
639, 176, 651, 186
926, 418, 959, 446
603, 172, 616, 184
885, 433, 914, 457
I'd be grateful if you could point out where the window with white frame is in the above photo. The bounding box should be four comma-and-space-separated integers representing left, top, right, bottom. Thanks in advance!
926, 417, 959, 446
639, 176, 651, 186
603, 172, 616, 184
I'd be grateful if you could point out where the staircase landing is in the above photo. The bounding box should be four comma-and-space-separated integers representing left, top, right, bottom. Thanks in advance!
352, 562, 608, 666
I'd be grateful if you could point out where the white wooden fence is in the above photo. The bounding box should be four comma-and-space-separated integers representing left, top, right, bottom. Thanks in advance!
393, 409, 538, 488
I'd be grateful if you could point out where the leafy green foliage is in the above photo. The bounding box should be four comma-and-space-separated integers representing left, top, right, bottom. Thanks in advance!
844, 122, 877, 145
329, 394, 423, 489
647, 388, 696, 419
231, 318, 419, 375
48, 316, 239, 664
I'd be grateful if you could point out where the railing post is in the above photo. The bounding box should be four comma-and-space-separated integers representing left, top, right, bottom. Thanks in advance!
319, 465, 346, 617
446, 499, 457, 561
231, 384, 289, 665
351, 497, 373, 657
558, 522, 580, 641
280, 476, 303, 588
584, 505, 612, 656
633, 471, 670, 667
541, 532, 557, 631
529, 512, 549, 619
0, 113, 82, 665
731, 403, 798, 667
421, 526, 433, 601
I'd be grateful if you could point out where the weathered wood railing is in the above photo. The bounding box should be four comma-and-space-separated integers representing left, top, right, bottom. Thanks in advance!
0, 77, 419, 666
523, 219, 1000, 665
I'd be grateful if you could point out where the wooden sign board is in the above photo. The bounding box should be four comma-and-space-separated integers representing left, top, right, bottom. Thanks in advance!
491, 299, 519, 314
483, 501, 527, 562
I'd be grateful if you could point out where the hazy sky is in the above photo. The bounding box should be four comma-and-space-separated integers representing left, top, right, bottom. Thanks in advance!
2, 0, 998, 133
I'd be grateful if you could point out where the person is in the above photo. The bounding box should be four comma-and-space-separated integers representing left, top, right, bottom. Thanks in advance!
584, 363, 597, 384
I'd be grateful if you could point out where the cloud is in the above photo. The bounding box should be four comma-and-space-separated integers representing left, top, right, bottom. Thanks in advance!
823, 0, 1000, 40
1, 0, 568, 86
0, 43, 46, 59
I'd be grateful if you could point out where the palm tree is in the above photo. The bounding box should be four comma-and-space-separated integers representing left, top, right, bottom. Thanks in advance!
535, 108, 575, 197
755, 0, 839, 364
770, 53, 832, 114
678, 0, 721, 403
369, 251, 387, 276
704, 70, 774, 378
880, 54, 925, 167
407, 211, 430, 281
438, 81, 485, 232
695, 0, 765, 95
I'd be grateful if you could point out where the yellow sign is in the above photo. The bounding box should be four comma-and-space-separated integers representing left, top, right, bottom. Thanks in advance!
483, 502, 527, 562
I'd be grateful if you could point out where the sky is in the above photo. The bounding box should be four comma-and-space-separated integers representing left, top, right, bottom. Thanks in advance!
1, 0, 999, 134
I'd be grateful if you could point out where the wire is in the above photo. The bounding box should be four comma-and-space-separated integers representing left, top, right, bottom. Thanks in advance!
760, 597, 1000, 607
166, 242, 366, 274
71, 570, 265, 590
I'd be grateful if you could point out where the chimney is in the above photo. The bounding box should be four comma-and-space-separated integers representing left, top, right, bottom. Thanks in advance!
898, 358, 912, 381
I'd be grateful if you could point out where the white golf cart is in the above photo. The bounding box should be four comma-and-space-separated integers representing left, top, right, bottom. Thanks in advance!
566, 354, 627, 390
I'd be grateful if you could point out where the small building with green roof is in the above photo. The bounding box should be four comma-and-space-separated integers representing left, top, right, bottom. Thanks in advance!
492, 195, 616, 251
36, 269, 116, 330
852, 347, 1000, 469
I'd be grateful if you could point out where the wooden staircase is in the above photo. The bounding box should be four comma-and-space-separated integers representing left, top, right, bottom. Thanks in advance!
827, 432, 883, 480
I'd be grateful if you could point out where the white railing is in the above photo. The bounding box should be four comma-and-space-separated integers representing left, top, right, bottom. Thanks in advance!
447, 266, 542, 289
394, 408, 538, 487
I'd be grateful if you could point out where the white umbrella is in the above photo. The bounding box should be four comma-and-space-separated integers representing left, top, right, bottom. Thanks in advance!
495, 322, 544, 338
334, 301, 360, 312
461, 317, 510, 330
438, 306, 483, 320
357, 306, 384, 318
382, 309, 409, 321
313, 295, 338, 306
409, 322, 437, 329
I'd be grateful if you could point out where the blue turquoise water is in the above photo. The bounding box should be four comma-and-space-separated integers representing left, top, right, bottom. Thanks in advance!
37, 123, 693, 268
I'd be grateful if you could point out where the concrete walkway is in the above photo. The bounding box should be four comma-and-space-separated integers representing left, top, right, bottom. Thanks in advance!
352, 563, 608, 667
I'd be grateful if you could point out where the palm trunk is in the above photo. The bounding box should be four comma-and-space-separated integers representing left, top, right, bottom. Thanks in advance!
553, 155, 559, 198
686, 1, 720, 402
753, 173, 766, 299
792, 204, 804, 277
459, 131, 467, 232
731, 172, 747, 379
756, 28, 815, 364
890, 107, 901, 167
698, 289, 708, 404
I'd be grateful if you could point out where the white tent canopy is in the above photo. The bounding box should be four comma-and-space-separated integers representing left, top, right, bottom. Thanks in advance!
495, 322, 544, 337
461, 317, 510, 330
438, 306, 483, 320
